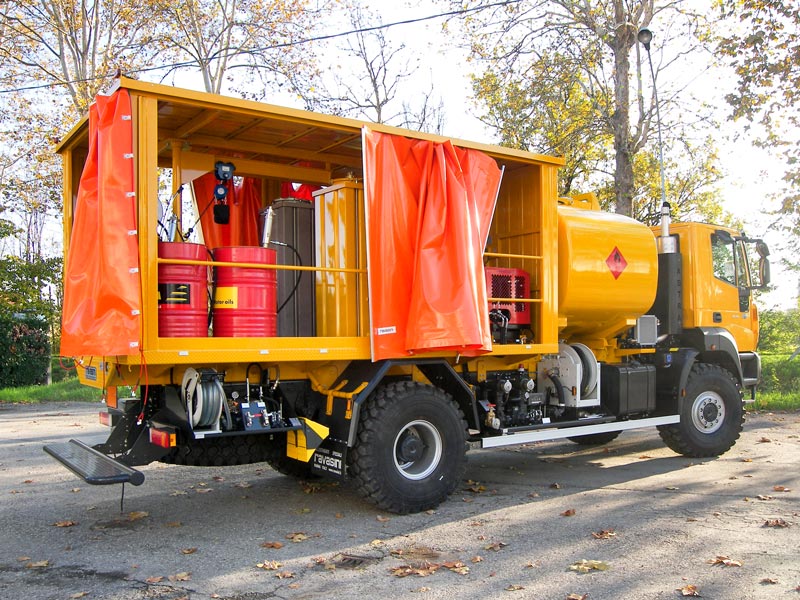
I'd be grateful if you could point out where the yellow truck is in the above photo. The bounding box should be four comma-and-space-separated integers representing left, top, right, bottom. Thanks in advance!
45, 78, 770, 513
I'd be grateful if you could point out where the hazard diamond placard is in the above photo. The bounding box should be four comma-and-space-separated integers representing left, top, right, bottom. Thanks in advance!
606, 246, 628, 280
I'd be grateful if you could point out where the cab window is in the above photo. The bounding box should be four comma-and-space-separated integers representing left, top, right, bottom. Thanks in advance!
711, 232, 749, 287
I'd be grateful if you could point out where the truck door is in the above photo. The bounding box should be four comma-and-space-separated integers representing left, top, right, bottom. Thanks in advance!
706, 230, 758, 352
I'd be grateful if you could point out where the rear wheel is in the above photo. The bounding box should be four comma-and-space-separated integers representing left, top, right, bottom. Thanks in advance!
567, 431, 621, 446
658, 363, 743, 457
348, 381, 468, 514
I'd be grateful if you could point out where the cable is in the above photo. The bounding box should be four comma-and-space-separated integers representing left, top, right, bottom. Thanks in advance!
0, 1, 522, 95
271, 240, 303, 314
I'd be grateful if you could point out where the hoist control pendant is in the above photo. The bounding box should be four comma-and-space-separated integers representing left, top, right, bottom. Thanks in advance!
157, 242, 209, 338
212, 246, 277, 337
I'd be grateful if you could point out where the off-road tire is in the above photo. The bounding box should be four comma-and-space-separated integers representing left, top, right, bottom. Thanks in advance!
261, 432, 316, 478
161, 435, 274, 467
567, 431, 621, 446
348, 381, 468, 514
658, 363, 744, 457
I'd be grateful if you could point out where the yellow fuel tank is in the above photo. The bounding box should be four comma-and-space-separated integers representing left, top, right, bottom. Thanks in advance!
557, 206, 658, 339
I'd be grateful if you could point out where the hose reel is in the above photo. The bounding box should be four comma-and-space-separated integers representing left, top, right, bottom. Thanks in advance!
181, 367, 230, 433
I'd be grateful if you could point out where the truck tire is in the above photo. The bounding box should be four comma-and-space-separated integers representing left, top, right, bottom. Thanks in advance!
658, 363, 744, 457
162, 435, 273, 467
261, 433, 316, 479
567, 431, 621, 446
348, 381, 468, 514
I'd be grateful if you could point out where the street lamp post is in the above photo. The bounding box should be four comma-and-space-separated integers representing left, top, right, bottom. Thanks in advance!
638, 28, 668, 210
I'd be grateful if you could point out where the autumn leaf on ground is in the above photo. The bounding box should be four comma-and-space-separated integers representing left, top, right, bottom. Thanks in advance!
256, 560, 282, 570
261, 541, 284, 549
707, 555, 742, 567
561, 508, 576, 517
550, 482, 561, 489
53, 520, 78, 528
471, 556, 483, 563
168, 572, 191, 581
234, 482, 252, 489
390, 546, 440, 560
741, 458, 753, 462
465, 483, 487, 493
484, 541, 508, 552
376, 515, 390, 522
145, 576, 164, 584
180, 548, 197, 555
505, 584, 525, 591
212, 476, 224, 482
127, 511, 148, 521
442, 561, 469, 575
760, 578, 778, 584
275, 571, 295, 579
773, 485, 791, 492
170, 490, 188, 496
757, 437, 771, 443
757, 495, 774, 501
69, 592, 89, 599
286, 532, 309, 543
569, 559, 610, 573
763, 518, 790, 528
25, 560, 49, 569
566, 594, 588, 600
591, 529, 617, 539
677, 584, 702, 597
390, 562, 440, 577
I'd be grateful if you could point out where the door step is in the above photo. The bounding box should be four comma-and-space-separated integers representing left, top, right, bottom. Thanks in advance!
44, 439, 145, 486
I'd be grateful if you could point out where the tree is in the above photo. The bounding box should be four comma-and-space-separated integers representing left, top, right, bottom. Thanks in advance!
152, 0, 327, 97
302, 7, 446, 132
718, 1, 800, 261
445, 0, 709, 216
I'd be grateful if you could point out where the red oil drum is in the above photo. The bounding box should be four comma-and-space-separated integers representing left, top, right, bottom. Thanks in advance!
158, 242, 209, 337
212, 246, 277, 337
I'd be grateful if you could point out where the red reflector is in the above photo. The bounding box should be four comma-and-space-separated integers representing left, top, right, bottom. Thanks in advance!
99, 412, 112, 426
149, 427, 176, 448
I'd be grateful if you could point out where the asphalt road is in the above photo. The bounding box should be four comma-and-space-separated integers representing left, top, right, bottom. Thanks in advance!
1, 401, 798, 600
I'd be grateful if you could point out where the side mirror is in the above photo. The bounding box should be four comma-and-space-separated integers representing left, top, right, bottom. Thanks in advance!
758, 256, 771, 288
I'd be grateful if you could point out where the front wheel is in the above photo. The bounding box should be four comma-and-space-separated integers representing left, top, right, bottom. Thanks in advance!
658, 363, 744, 457
348, 381, 468, 514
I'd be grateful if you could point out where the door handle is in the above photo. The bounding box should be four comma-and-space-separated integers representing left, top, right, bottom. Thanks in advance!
713, 312, 722, 323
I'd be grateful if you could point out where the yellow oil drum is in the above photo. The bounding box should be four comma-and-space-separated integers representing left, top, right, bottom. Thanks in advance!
557, 206, 658, 339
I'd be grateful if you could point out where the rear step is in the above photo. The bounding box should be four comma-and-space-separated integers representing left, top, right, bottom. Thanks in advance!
44, 439, 145, 486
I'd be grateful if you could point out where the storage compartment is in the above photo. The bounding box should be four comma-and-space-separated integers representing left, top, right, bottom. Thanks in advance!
600, 363, 656, 416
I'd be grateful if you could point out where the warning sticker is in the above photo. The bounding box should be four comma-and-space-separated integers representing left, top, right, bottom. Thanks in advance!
213, 287, 238, 309
606, 246, 628, 280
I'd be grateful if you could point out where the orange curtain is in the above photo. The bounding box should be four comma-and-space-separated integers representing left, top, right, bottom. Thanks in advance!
193, 173, 262, 248
363, 128, 502, 361
61, 89, 142, 356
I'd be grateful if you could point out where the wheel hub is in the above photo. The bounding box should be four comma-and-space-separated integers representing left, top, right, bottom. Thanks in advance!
691, 391, 726, 434
397, 434, 423, 462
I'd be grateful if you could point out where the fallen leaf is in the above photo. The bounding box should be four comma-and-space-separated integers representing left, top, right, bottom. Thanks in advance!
465, 484, 487, 493
677, 584, 702, 597
261, 541, 284, 549
168, 572, 191, 581
127, 511, 148, 521
525, 560, 542, 568
591, 529, 617, 539
70, 488, 81, 493
505, 584, 525, 591
256, 560, 282, 570
569, 559, 609, 573
170, 490, 188, 496
17, 557, 31, 562
145, 576, 164, 583
69, 593, 89, 599
54, 520, 78, 528
528, 492, 540, 498
286, 532, 309, 543
484, 541, 508, 551
763, 518, 790, 528
413, 587, 431, 593
196, 488, 213, 494
287, 583, 301, 589
757, 495, 774, 501
335, 513, 344, 518
376, 515, 390, 522
566, 594, 588, 600
757, 437, 772, 443
275, 571, 295, 579
26, 560, 49, 569
773, 485, 791, 492
639, 454, 652, 459
561, 508, 576, 517
234, 482, 252, 489
390, 562, 440, 577
666, 486, 680, 491
165, 521, 182, 528
23, 479, 33, 484
180, 548, 197, 555
707, 555, 742, 567
741, 458, 753, 463
760, 578, 778, 584
471, 556, 483, 563
212, 476, 224, 481
550, 482, 561, 489
442, 560, 470, 575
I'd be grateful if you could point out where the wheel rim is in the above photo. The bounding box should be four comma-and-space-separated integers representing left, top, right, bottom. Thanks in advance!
690, 391, 726, 434
392, 420, 443, 481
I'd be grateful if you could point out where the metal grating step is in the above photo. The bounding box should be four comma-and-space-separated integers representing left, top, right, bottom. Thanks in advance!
44, 439, 144, 486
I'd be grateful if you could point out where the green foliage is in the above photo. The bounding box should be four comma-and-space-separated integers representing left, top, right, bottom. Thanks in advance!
0, 377, 102, 404
0, 312, 50, 387
754, 353, 800, 410
757, 308, 800, 354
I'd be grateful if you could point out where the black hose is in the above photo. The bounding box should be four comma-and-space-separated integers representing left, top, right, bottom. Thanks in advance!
547, 372, 566, 406
271, 240, 303, 314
